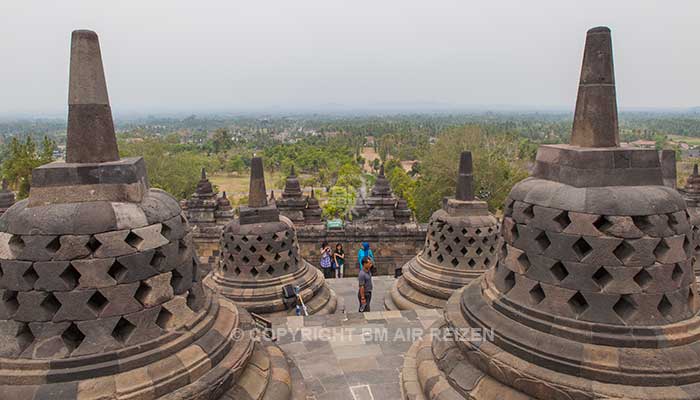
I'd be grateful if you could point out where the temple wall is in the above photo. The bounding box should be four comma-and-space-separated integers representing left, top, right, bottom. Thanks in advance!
295, 224, 427, 276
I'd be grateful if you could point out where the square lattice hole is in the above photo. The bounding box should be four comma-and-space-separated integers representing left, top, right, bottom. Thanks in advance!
550, 262, 568, 281
592, 267, 613, 289
633, 269, 652, 289
529, 283, 545, 305
658, 295, 673, 318
568, 291, 589, 316
613, 295, 636, 322
672, 263, 684, 283
572, 238, 593, 260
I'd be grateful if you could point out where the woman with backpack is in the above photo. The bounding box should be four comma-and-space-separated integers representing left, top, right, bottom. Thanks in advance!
320, 241, 334, 279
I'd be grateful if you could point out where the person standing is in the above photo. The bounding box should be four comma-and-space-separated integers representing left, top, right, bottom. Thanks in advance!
320, 241, 333, 279
333, 243, 345, 278
358, 256, 374, 312
357, 242, 374, 270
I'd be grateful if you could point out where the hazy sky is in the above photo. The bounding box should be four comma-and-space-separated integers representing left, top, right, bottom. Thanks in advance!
1, 1, 698, 116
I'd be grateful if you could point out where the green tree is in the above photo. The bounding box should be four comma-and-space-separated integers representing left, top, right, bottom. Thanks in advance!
323, 186, 356, 219
2, 136, 56, 199
413, 125, 528, 222
388, 167, 416, 212
119, 138, 215, 199
211, 128, 233, 154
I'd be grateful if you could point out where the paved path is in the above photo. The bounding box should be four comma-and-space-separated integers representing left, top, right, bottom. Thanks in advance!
326, 276, 395, 314
270, 292, 441, 400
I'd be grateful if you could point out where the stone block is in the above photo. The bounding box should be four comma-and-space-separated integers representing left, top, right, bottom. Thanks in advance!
14, 291, 61, 322
93, 230, 137, 258
53, 289, 102, 321
71, 258, 118, 288
135, 272, 174, 308
0, 260, 36, 291
53, 235, 92, 261
131, 224, 169, 251
115, 250, 159, 283
34, 261, 77, 291
99, 283, 142, 317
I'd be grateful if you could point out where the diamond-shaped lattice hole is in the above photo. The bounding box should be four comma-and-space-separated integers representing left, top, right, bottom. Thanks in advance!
61, 323, 85, 353
482, 237, 488, 244
112, 317, 136, 344
503, 271, 516, 293
266, 265, 275, 275
250, 267, 259, 277
517, 252, 531, 271
613, 241, 634, 263
454, 236, 461, 244
522, 204, 535, 220
484, 258, 491, 267
439, 234, 446, 242
529, 283, 545, 305
108, 260, 128, 282
23, 266, 39, 287
234, 244, 242, 252
534, 231, 550, 252
572, 238, 593, 260
241, 236, 249, 242
468, 259, 476, 268
461, 228, 468, 235
476, 228, 482, 235
632, 215, 652, 233
476, 247, 483, 256
592, 267, 613, 289
274, 253, 282, 261
554, 211, 571, 230
445, 245, 453, 253
2, 290, 18, 314
16, 323, 34, 352
568, 291, 589, 315
170, 269, 184, 290
265, 244, 273, 252
134, 282, 151, 306
510, 223, 519, 242
9, 235, 25, 253
436, 254, 444, 263
249, 246, 257, 253
87, 290, 108, 314
242, 255, 250, 263
633, 269, 653, 289
283, 262, 290, 271
593, 216, 612, 233
672, 263, 684, 283
59, 264, 81, 288
467, 237, 476, 245
45, 236, 61, 254
658, 295, 673, 318
460, 247, 468, 256
613, 295, 636, 321
654, 239, 670, 259
550, 262, 568, 281
451, 258, 459, 267
446, 226, 454, 233
234, 267, 242, 275
684, 236, 691, 255
258, 255, 266, 263
150, 250, 166, 270
125, 231, 144, 250
256, 235, 263, 242
160, 223, 172, 239
156, 308, 173, 330
40, 293, 61, 315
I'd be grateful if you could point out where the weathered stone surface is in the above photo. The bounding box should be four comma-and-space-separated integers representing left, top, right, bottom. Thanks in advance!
66, 30, 119, 164
205, 157, 336, 317
401, 27, 700, 400
0, 29, 301, 400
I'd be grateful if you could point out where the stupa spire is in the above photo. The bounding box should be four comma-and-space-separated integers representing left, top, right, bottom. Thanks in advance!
248, 157, 268, 208
201, 167, 207, 180
455, 151, 474, 201
570, 26, 619, 148
66, 30, 120, 163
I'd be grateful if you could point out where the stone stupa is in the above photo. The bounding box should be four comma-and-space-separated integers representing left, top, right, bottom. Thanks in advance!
184, 168, 233, 269
205, 157, 338, 316
385, 151, 499, 310
277, 165, 307, 224
682, 164, 700, 277
0, 30, 301, 400
352, 164, 412, 224
402, 26, 700, 400
303, 189, 323, 225
0, 179, 16, 216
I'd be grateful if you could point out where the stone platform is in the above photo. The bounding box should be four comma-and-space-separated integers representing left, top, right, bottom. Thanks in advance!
269, 301, 441, 400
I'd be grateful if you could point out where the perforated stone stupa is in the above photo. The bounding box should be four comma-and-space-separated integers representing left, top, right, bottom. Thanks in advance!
385, 152, 499, 310
682, 164, 700, 277
0, 180, 16, 216
402, 26, 700, 400
0, 30, 300, 400
205, 157, 337, 316
184, 168, 233, 268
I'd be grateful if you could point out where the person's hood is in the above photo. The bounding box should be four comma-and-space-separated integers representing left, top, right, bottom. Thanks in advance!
362, 242, 370, 250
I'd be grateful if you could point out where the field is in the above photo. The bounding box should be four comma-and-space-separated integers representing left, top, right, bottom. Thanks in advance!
668, 134, 700, 146
209, 172, 328, 205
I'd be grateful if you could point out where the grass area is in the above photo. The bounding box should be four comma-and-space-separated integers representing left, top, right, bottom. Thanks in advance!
209, 171, 329, 205
668, 134, 700, 146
